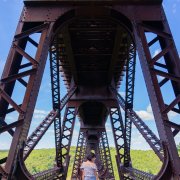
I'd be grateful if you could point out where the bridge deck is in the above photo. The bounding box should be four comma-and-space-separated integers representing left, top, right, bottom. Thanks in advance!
57, 18, 129, 89
24, 0, 163, 5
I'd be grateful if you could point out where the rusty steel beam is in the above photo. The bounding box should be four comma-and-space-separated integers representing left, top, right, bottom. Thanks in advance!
61, 27, 78, 83
98, 134, 107, 173
61, 106, 77, 178
1, 20, 54, 178
133, 9, 180, 176
0, 119, 24, 134
1, 69, 37, 84
109, 107, 126, 178
0, 157, 7, 165
124, 41, 136, 167
111, 87, 164, 161
107, 26, 124, 84
0, 165, 8, 179
33, 167, 61, 180
24, 0, 163, 6
0, 118, 14, 136
124, 167, 155, 180
0, 88, 24, 114
13, 44, 39, 66
71, 130, 87, 179
14, 23, 49, 41
23, 110, 57, 160
98, 130, 115, 179
23, 86, 77, 160
50, 36, 62, 168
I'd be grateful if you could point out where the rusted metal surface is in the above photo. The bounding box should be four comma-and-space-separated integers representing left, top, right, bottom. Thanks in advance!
33, 167, 61, 180
0, 0, 179, 179
23, 110, 57, 160
133, 10, 180, 177
124, 167, 155, 180
71, 130, 87, 179
0, 18, 54, 178
111, 87, 164, 161
124, 40, 136, 167
61, 106, 77, 178
24, 0, 163, 6
98, 130, 115, 179
109, 107, 126, 178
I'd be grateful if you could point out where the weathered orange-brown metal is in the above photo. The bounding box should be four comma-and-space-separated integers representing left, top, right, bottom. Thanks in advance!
0, 0, 180, 179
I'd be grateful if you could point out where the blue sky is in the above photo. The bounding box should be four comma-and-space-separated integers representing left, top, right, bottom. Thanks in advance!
0, 0, 180, 151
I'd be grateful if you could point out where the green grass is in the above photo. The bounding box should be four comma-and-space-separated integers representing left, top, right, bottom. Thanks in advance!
0, 147, 162, 180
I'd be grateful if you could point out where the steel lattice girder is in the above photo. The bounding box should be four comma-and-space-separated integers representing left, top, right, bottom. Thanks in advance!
133, 11, 180, 177
124, 40, 136, 167
50, 37, 62, 168
23, 86, 77, 161
61, 106, 77, 178
23, 110, 58, 160
109, 107, 126, 178
110, 87, 164, 161
0, 21, 54, 178
49, 33, 77, 168
98, 130, 115, 179
71, 130, 87, 179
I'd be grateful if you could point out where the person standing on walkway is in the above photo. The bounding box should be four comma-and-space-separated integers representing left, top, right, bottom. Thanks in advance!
80, 152, 99, 180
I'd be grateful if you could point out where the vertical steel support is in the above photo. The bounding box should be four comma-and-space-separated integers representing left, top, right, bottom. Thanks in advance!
0, 18, 53, 178
109, 107, 126, 179
71, 130, 87, 179
99, 131, 115, 179
124, 41, 136, 167
133, 6, 180, 178
61, 106, 77, 178
99, 133, 107, 172
50, 36, 62, 168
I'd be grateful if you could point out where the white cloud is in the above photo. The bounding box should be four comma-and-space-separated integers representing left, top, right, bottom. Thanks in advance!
34, 109, 48, 114
136, 104, 179, 122
135, 104, 154, 121
132, 124, 136, 129
172, 3, 177, 14
33, 109, 49, 119
172, 1, 180, 14
119, 91, 125, 98
47, 129, 54, 134
131, 132, 151, 150
106, 127, 112, 132
153, 49, 161, 58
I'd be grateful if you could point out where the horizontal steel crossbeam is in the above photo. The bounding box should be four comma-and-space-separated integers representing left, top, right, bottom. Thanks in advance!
124, 167, 155, 180
33, 167, 61, 180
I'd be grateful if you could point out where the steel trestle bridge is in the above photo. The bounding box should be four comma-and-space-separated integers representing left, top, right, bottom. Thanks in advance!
0, 0, 180, 179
